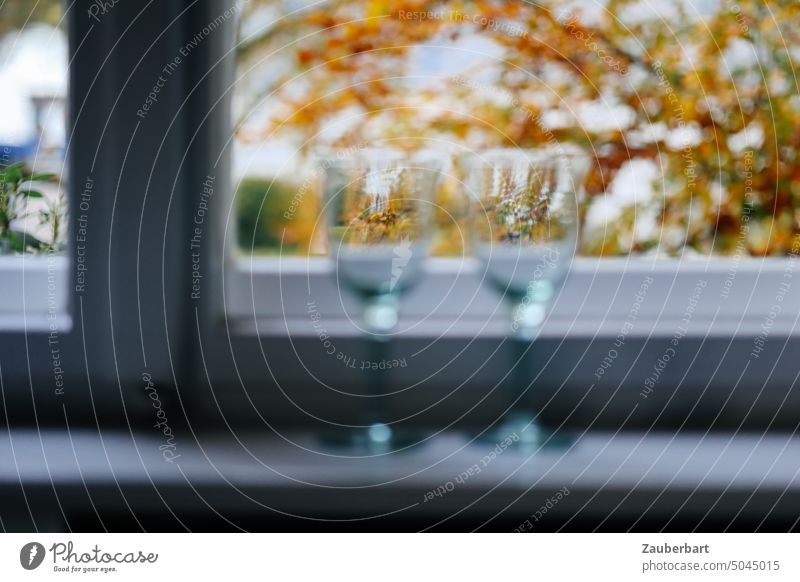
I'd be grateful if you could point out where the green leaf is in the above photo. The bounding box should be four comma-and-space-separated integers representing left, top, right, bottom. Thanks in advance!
10, 229, 44, 250
7, 231, 25, 252
29, 173, 57, 182
19, 189, 44, 198
1, 162, 24, 183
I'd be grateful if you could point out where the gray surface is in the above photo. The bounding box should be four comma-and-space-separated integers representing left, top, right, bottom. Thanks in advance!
2, 429, 799, 489
1, 429, 798, 529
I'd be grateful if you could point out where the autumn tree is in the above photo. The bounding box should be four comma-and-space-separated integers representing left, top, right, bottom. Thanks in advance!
235, 0, 800, 256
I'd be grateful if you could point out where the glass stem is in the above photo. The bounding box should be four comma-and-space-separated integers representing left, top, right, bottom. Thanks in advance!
510, 334, 530, 416
361, 293, 398, 445
507, 292, 546, 443
366, 334, 389, 424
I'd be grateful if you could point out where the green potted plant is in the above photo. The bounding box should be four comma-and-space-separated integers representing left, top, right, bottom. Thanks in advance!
37, 192, 66, 253
0, 162, 53, 254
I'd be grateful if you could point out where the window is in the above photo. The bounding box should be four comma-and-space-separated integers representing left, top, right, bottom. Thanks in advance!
232, 0, 799, 258
225, 0, 799, 335
192, 0, 800, 431
1, 2, 205, 410
0, 1, 68, 329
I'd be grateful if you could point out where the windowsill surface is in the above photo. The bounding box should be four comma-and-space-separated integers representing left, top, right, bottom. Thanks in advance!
228, 256, 800, 338
0, 255, 69, 332
2, 428, 797, 525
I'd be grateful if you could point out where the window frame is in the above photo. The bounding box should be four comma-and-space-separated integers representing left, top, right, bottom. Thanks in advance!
1, 1, 203, 424
180, 1, 800, 431
217, 2, 800, 343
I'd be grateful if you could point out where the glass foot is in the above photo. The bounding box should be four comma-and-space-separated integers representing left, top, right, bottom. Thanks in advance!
480, 413, 575, 452
319, 423, 425, 454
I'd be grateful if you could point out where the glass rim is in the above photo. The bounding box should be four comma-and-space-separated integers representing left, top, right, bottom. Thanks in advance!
313, 146, 446, 169
459, 145, 589, 165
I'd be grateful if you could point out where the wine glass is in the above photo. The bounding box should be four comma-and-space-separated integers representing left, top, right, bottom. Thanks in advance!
463, 147, 587, 448
323, 148, 441, 452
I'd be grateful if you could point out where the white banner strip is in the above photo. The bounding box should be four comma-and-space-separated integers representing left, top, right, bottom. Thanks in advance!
0, 534, 797, 581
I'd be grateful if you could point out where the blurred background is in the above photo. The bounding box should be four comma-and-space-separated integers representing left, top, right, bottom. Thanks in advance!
229, 0, 800, 259
4, 0, 799, 259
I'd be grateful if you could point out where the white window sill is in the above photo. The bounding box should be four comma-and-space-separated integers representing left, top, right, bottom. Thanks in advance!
226, 256, 800, 339
0, 255, 70, 332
